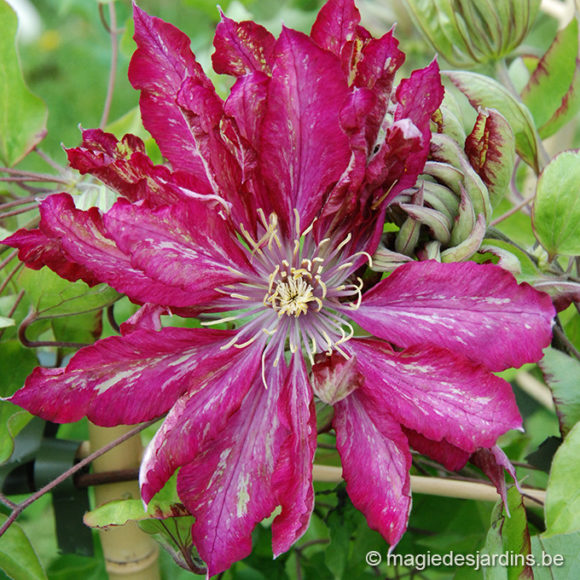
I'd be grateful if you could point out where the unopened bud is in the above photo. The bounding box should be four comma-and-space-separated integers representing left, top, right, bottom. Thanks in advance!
311, 353, 363, 406
403, 0, 540, 67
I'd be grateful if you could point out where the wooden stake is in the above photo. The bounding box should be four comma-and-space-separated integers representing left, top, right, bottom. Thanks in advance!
88, 424, 160, 580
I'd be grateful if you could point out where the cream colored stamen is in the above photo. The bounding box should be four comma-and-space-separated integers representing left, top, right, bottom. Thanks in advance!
267, 273, 319, 318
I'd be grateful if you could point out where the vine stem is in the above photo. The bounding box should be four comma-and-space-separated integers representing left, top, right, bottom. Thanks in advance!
489, 194, 535, 226
0, 419, 157, 539
99, 1, 119, 129
0, 168, 70, 184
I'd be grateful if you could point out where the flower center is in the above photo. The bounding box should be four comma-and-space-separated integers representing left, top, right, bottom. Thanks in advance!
265, 267, 322, 317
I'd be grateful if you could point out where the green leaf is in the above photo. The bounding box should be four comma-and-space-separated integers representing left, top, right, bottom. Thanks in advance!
540, 347, 580, 436
0, 316, 14, 329
83, 499, 148, 529
538, 61, 580, 139
0, 340, 37, 463
521, 17, 578, 130
84, 473, 189, 529
0, 1, 48, 166
532, 150, 580, 257
17, 268, 119, 319
139, 516, 202, 574
544, 421, 580, 537
445, 71, 540, 172
482, 487, 532, 579
530, 532, 580, 578
325, 499, 358, 579
46, 554, 103, 580
0, 514, 47, 580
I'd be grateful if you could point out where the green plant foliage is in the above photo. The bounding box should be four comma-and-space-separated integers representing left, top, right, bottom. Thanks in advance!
445, 71, 540, 172
0, 514, 47, 580
482, 487, 532, 579
0, 1, 48, 166
540, 347, 580, 436
530, 532, 580, 578
544, 422, 580, 537
0, 340, 37, 464
521, 17, 580, 138
532, 150, 580, 258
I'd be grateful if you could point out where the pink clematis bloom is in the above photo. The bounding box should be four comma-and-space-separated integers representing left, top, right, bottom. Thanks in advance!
3, 0, 555, 574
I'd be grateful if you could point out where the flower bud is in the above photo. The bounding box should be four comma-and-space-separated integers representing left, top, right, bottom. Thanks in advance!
403, 0, 540, 67
311, 353, 363, 406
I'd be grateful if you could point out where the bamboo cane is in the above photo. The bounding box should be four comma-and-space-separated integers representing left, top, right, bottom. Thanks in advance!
88, 424, 160, 580
312, 464, 546, 507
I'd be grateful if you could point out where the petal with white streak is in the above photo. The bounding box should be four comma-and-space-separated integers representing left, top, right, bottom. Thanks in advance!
349, 260, 555, 371
174, 355, 290, 576
9, 327, 239, 426
349, 338, 522, 453
333, 389, 412, 547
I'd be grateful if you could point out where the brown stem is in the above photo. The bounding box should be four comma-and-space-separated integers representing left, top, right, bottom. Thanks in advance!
0, 420, 157, 539
553, 324, 580, 360
0, 249, 18, 270
0, 492, 17, 510
75, 468, 139, 488
0, 196, 42, 210
0, 168, 69, 184
99, 1, 119, 129
0, 263, 24, 296
34, 149, 67, 173
489, 194, 535, 226
0, 289, 25, 341
107, 303, 121, 334
0, 205, 38, 219
18, 309, 90, 349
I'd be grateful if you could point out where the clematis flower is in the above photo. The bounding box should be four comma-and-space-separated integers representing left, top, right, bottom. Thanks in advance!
2, 0, 555, 575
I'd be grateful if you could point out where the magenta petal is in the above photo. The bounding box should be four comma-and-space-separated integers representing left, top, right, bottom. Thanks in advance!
9, 327, 237, 426
350, 261, 555, 371
365, 118, 424, 206
175, 77, 255, 227
260, 28, 351, 231
354, 31, 405, 148
212, 13, 275, 76
2, 227, 101, 286
395, 60, 444, 137
66, 129, 213, 205
174, 356, 290, 576
349, 338, 522, 453
310, 0, 360, 56
403, 428, 470, 471
103, 198, 251, 305
33, 194, 196, 307
119, 304, 165, 335
139, 339, 265, 504
470, 446, 520, 513
333, 390, 412, 547
129, 5, 214, 181
271, 354, 317, 556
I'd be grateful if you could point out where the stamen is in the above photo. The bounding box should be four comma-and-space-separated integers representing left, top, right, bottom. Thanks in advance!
301, 217, 317, 238
371, 180, 397, 210
294, 208, 301, 237
230, 293, 251, 301
336, 261, 354, 271
315, 276, 328, 299
334, 232, 352, 255
233, 332, 264, 348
